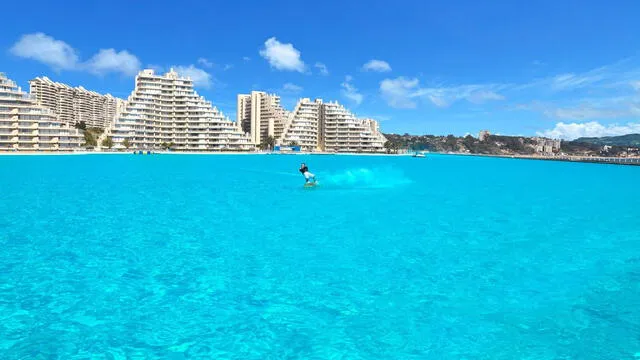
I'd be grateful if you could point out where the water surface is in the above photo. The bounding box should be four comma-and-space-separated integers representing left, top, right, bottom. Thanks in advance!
0, 154, 638, 359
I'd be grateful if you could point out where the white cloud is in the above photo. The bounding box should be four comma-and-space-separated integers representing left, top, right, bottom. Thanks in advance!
10, 32, 79, 70
467, 90, 505, 103
538, 121, 640, 140
197, 58, 213, 68
380, 77, 420, 108
380, 77, 506, 109
341, 76, 363, 105
282, 82, 303, 93
631, 81, 640, 91
550, 73, 604, 91
314, 62, 329, 76
85, 49, 141, 76
223, 64, 233, 71
259, 37, 305, 72
515, 94, 640, 121
544, 107, 631, 120
10, 32, 141, 77
173, 65, 212, 89
147, 64, 164, 73
243, 56, 251, 62
362, 59, 392, 73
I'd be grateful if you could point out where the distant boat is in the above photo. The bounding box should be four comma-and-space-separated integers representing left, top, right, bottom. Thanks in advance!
412, 151, 426, 158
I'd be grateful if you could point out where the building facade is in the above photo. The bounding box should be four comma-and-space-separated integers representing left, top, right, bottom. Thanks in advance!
532, 137, 561, 154
0, 73, 83, 151
29, 76, 122, 129
274, 97, 386, 152
479, 130, 491, 141
279, 98, 323, 151
320, 102, 386, 152
237, 91, 289, 146
111, 69, 252, 151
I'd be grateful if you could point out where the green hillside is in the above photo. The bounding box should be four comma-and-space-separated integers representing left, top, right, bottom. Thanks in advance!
574, 134, 640, 146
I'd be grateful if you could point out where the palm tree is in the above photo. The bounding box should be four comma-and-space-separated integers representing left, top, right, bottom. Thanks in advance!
289, 141, 299, 147
123, 138, 131, 149
260, 136, 276, 150
101, 136, 113, 149
384, 140, 395, 154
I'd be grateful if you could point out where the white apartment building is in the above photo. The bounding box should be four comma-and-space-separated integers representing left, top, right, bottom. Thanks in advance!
0, 73, 83, 151
279, 98, 323, 151
237, 91, 289, 145
111, 69, 252, 151
320, 102, 386, 152
29, 76, 123, 129
273, 97, 386, 152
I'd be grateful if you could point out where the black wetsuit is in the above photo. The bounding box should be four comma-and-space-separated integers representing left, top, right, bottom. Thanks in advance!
299, 166, 308, 174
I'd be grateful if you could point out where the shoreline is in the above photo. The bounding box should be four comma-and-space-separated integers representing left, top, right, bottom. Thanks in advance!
2, 150, 638, 165
436, 152, 640, 166
0, 150, 410, 157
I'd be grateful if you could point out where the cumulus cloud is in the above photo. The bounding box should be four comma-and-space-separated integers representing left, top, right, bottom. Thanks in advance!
10, 32, 141, 76
341, 75, 363, 105
314, 62, 329, 76
10, 32, 79, 70
197, 58, 213, 68
379, 77, 420, 108
259, 37, 305, 72
173, 65, 212, 89
282, 82, 303, 93
85, 49, 141, 76
362, 59, 392, 72
538, 121, 640, 140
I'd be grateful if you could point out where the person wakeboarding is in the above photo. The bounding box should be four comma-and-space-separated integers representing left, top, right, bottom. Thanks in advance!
299, 163, 316, 184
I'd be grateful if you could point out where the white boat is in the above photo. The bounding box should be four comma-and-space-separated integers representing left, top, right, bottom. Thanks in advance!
412, 151, 426, 158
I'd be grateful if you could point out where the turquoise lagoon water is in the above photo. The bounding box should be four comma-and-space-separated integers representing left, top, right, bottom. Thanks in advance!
0, 153, 639, 359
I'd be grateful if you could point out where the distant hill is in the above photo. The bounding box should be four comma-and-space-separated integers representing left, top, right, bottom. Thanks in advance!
573, 134, 640, 146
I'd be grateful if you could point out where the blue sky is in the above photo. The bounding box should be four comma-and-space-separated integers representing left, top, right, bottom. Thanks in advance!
2, 0, 640, 139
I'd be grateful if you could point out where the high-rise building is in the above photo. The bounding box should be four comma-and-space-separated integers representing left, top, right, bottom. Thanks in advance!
111, 69, 252, 151
237, 91, 289, 145
279, 98, 323, 151
29, 76, 122, 129
0, 73, 83, 151
320, 102, 386, 152
274, 97, 386, 152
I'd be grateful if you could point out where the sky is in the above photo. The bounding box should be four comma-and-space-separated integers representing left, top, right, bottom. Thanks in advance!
2, 0, 640, 139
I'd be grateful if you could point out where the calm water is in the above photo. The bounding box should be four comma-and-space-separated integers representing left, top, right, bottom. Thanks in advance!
0, 154, 639, 359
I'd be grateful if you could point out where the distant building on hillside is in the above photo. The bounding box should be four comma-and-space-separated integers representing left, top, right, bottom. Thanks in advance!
479, 130, 490, 141
532, 137, 561, 154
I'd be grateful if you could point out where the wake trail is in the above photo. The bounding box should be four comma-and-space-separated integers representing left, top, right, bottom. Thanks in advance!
321, 167, 412, 189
